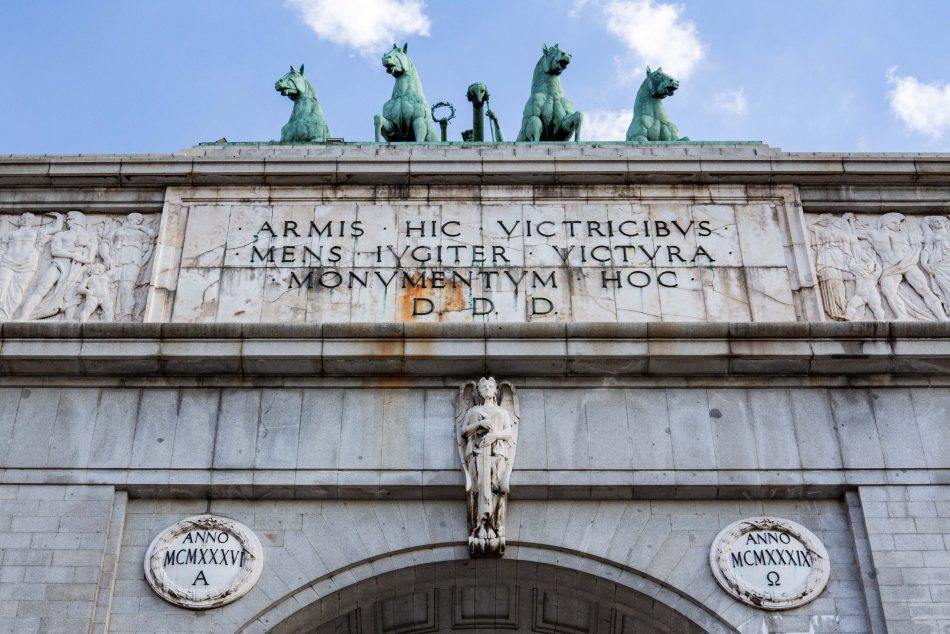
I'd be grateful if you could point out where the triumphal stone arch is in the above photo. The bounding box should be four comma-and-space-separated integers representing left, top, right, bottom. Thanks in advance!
0, 142, 949, 633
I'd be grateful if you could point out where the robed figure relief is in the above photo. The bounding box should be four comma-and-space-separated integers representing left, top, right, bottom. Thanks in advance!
455, 378, 520, 557
0, 211, 158, 322
810, 212, 950, 321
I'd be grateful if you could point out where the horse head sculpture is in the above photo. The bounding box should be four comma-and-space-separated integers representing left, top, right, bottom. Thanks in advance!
625, 66, 689, 143
516, 44, 583, 142
275, 64, 331, 143
374, 44, 438, 143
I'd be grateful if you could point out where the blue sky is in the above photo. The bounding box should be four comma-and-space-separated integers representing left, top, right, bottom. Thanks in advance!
2, 0, 949, 154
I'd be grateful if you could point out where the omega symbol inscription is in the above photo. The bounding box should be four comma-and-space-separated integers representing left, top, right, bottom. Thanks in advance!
710, 516, 830, 610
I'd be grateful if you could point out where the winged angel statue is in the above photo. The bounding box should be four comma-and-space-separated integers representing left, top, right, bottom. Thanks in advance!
455, 377, 520, 556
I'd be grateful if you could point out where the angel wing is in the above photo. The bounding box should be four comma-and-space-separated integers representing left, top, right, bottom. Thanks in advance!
497, 381, 520, 494
454, 381, 478, 492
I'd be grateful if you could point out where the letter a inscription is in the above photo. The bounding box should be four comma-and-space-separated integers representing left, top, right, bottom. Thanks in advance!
144, 515, 263, 609
455, 378, 520, 557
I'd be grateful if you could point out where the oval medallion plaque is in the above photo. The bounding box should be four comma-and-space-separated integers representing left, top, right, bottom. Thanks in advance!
144, 514, 263, 609
710, 516, 830, 610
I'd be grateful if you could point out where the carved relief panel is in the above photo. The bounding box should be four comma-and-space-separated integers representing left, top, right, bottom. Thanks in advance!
0, 211, 159, 322
808, 212, 950, 321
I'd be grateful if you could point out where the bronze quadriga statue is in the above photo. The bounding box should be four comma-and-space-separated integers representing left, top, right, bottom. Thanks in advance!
275, 65, 331, 143
268, 46, 699, 146
626, 66, 689, 143
374, 43, 438, 143
517, 44, 583, 142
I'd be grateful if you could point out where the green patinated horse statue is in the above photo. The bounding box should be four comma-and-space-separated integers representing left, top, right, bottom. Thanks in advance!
275, 65, 331, 143
626, 66, 689, 143
517, 44, 583, 142
374, 44, 438, 143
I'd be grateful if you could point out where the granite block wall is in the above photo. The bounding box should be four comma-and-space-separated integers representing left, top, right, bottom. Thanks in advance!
110, 498, 868, 634
2, 482, 945, 632
860, 485, 950, 634
0, 485, 115, 634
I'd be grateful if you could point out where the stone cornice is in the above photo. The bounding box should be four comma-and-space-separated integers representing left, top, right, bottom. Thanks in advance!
1, 144, 949, 189
0, 466, 934, 500
2, 321, 949, 378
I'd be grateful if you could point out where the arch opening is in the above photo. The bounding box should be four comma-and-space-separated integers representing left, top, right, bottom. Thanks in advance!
269, 559, 717, 634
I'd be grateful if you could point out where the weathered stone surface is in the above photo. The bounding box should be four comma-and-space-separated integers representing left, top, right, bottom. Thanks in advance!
710, 516, 831, 610
145, 184, 814, 324
108, 498, 866, 634
0, 485, 116, 634
143, 514, 263, 609
859, 486, 950, 634
0, 383, 944, 496
0, 211, 158, 323
0, 146, 948, 634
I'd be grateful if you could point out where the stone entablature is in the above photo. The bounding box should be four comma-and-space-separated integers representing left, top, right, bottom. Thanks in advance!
3, 144, 950, 188
3, 321, 950, 377
2, 145, 950, 325
0, 322, 946, 502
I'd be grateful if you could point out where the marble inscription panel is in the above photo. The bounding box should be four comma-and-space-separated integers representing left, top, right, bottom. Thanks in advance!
155, 190, 799, 323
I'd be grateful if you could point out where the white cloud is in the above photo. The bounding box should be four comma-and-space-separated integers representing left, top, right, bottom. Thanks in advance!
711, 87, 747, 116
584, 109, 633, 141
603, 0, 704, 79
569, 0, 593, 17
887, 68, 950, 139
286, 0, 430, 57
